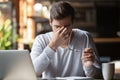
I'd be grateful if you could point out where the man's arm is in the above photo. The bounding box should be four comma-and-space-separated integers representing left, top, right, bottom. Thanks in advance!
82, 32, 103, 79
30, 27, 72, 77
30, 35, 55, 77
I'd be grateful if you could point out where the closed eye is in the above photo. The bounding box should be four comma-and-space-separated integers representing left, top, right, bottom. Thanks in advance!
54, 25, 61, 28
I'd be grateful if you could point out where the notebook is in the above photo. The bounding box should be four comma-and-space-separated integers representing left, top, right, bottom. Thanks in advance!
0, 50, 37, 80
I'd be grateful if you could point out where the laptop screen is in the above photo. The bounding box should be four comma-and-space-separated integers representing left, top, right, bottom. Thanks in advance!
0, 50, 37, 80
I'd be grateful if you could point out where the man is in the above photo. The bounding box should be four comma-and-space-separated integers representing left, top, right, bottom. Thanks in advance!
30, 1, 102, 79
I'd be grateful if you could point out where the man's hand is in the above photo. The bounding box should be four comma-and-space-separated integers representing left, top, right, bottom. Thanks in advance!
49, 27, 71, 51
81, 48, 95, 67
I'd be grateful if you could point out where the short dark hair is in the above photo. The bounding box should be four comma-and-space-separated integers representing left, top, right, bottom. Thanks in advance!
50, 1, 75, 22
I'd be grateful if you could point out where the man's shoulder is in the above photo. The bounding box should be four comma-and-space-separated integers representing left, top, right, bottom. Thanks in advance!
37, 32, 52, 37
35, 31, 52, 40
74, 28, 92, 41
74, 28, 89, 35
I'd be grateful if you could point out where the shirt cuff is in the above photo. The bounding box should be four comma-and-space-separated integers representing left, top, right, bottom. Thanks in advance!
83, 65, 95, 76
93, 60, 101, 69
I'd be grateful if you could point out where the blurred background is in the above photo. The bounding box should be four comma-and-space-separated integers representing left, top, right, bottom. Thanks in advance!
0, 0, 120, 62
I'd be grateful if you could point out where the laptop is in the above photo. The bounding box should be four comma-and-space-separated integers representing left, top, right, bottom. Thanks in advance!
0, 50, 37, 80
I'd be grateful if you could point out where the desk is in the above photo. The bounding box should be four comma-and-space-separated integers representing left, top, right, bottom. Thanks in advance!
37, 72, 120, 80
37, 77, 93, 80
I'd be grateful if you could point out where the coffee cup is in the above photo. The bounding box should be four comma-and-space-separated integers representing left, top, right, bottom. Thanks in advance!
102, 62, 115, 80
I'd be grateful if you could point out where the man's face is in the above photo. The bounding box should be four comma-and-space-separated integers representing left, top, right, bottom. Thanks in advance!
50, 16, 73, 33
